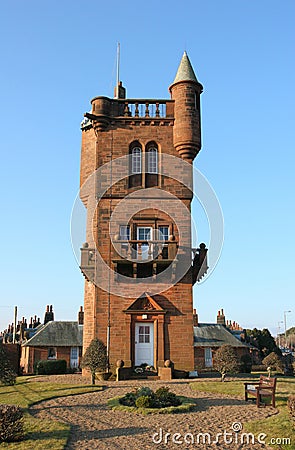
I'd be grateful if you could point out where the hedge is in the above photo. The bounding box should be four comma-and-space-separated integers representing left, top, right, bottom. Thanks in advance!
35, 359, 67, 375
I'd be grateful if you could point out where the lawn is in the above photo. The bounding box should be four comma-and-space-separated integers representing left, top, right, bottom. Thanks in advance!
190, 374, 295, 450
0, 376, 103, 449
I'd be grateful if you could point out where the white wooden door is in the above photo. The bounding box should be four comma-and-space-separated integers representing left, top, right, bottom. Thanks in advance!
135, 323, 154, 366
204, 347, 213, 367
70, 347, 79, 368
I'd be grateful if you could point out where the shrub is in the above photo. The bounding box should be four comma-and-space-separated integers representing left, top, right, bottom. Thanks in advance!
137, 386, 153, 397
0, 345, 17, 385
119, 392, 137, 406
135, 395, 152, 408
0, 404, 24, 442
154, 387, 181, 407
262, 352, 284, 373
36, 359, 67, 375
287, 395, 295, 420
119, 386, 182, 409
82, 338, 108, 384
240, 354, 252, 373
214, 345, 241, 381
251, 364, 267, 372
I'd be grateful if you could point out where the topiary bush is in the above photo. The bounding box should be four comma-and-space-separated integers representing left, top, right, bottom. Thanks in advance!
82, 338, 108, 384
0, 404, 24, 442
35, 359, 67, 375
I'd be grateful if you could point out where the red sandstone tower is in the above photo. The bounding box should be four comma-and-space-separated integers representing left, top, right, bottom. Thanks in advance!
80, 52, 207, 372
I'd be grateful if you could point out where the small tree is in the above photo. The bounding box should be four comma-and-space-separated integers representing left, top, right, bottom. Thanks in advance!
0, 344, 17, 386
81, 338, 108, 384
214, 345, 241, 381
262, 352, 284, 374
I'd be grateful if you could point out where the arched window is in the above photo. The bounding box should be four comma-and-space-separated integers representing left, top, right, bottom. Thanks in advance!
129, 142, 142, 188
131, 147, 142, 174
147, 147, 158, 174
146, 143, 158, 187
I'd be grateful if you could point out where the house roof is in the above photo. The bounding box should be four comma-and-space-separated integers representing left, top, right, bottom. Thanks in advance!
194, 324, 248, 348
23, 321, 83, 347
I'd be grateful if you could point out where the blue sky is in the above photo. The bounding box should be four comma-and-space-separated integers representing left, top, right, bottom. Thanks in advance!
0, 1, 294, 336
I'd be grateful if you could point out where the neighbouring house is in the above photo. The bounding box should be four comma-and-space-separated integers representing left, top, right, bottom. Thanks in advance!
193, 309, 252, 370
20, 306, 84, 374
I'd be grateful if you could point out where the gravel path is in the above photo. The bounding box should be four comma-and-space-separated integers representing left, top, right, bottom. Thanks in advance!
30, 375, 277, 449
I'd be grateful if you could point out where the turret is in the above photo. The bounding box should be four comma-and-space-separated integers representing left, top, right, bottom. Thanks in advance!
169, 52, 203, 161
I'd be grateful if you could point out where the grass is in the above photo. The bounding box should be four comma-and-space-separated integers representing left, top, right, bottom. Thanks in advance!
0, 376, 103, 449
108, 395, 196, 415
190, 374, 295, 450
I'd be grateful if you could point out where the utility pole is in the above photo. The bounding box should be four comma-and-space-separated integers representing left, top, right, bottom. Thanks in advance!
277, 321, 283, 348
284, 310, 291, 348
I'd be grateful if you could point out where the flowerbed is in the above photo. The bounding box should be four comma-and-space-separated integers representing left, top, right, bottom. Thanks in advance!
108, 386, 196, 415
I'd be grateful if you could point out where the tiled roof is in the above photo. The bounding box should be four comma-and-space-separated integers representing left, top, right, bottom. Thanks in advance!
194, 324, 248, 348
172, 51, 198, 84
23, 321, 83, 347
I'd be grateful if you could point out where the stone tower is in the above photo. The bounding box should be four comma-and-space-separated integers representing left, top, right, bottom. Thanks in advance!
79, 52, 207, 373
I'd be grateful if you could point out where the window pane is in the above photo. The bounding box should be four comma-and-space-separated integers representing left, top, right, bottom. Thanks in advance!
139, 326, 144, 334
145, 326, 150, 334
158, 226, 169, 241
145, 335, 150, 343
138, 228, 151, 240
132, 147, 142, 174
119, 225, 130, 240
147, 148, 158, 173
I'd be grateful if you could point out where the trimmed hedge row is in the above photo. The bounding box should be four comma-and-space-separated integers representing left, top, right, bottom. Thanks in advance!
35, 359, 67, 375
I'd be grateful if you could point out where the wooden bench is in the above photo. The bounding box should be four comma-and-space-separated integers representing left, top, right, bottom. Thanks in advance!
244, 375, 277, 407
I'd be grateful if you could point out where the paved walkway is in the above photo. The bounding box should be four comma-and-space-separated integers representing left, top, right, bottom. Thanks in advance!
30, 376, 276, 449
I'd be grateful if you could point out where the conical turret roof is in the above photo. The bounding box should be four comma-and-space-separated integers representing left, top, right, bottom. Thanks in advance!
172, 51, 198, 84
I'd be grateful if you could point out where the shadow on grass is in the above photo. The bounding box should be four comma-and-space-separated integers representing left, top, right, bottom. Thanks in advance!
66, 425, 149, 443
25, 428, 69, 442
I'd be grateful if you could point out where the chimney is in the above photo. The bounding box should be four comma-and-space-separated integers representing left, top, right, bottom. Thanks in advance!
193, 308, 198, 327
114, 81, 126, 99
217, 308, 226, 325
44, 305, 54, 324
78, 306, 84, 325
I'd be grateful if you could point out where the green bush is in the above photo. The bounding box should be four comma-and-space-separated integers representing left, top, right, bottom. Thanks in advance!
154, 387, 181, 407
287, 395, 295, 420
36, 359, 67, 375
262, 352, 284, 373
137, 386, 153, 397
0, 345, 17, 385
240, 354, 252, 373
119, 392, 137, 406
0, 404, 24, 442
135, 395, 152, 408
119, 386, 182, 409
